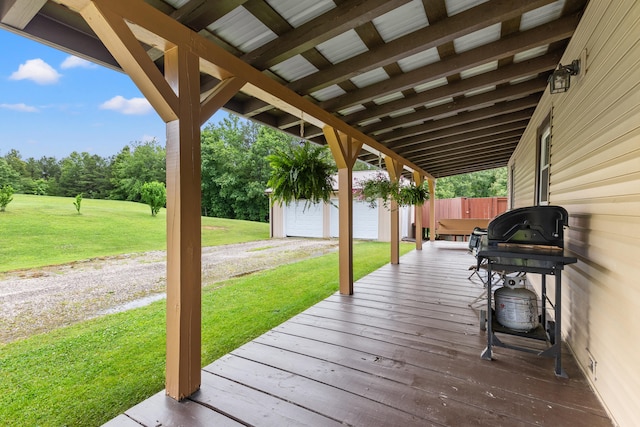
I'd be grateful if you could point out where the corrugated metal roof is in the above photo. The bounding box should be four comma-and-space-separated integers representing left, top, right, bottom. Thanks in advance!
350, 67, 389, 89
207, 7, 276, 53
316, 29, 368, 65
397, 48, 440, 73
460, 61, 499, 79
372, 0, 429, 43
415, 77, 449, 93
521, 0, 566, 31
454, 23, 501, 54
265, 0, 335, 28
310, 84, 346, 102
12, 0, 588, 178
445, 0, 490, 16
373, 92, 405, 105
270, 55, 318, 81
514, 46, 549, 63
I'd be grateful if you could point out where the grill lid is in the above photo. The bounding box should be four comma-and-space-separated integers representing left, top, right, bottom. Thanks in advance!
487, 205, 569, 248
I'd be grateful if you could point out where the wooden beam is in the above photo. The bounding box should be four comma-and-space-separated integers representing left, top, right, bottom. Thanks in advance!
377, 95, 540, 143
393, 119, 529, 156
385, 156, 403, 265
242, 0, 409, 69
164, 44, 203, 400
413, 172, 424, 251
343, 51, 560, 126
319, 13, 580, 111
71, 0, 432, 180
360, 77, 546, 135
0, 0, 47, 29
199, 76, 246, 126
324, 126, 362, 295
288, 0, 556, 95
428, 178, 436, 241
79, 1, 179, 122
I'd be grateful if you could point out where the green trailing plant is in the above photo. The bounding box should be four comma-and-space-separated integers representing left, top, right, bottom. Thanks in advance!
0, 185, 14, 212
267, 141, 336, 210
356, 172, 428, 209
397, 182, 429, 206
140, 181, 166, 216
73, 193, 83, 213
357, 172, 398, 209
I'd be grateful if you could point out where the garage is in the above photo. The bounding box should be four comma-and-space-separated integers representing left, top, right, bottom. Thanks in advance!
330, 199, 378, 240
284, 201, 324, 238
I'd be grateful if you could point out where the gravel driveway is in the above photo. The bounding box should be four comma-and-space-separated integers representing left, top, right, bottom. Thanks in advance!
0, 238, 338, 344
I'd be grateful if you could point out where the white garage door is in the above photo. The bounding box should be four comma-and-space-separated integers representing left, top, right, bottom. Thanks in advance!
330, 199, 378, 240
284, 201, 323, 238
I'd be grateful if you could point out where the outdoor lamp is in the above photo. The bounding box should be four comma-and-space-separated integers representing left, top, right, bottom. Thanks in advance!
549, 60, 580, 93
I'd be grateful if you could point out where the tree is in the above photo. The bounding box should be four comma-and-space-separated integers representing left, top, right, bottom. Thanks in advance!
110, 140, 165, 201
140, 181, 166, 216
0, 158, 21, 190
0, 185, 14, 212
201, 116, 293, 222
435, 167, 507, 199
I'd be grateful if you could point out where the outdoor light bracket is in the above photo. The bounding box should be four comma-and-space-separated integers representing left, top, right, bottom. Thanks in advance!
549, 59, 581, 94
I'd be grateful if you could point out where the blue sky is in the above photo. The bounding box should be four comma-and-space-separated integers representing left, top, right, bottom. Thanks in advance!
0, 28, 226, 160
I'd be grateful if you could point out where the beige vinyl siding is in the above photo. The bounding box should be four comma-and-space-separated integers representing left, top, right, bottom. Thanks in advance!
510, 1, 640, 426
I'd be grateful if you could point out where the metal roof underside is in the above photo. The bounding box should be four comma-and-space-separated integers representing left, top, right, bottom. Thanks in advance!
0, 0, 588, 178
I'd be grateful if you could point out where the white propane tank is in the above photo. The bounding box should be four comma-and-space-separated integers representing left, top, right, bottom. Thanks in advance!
495, 275, 539, 332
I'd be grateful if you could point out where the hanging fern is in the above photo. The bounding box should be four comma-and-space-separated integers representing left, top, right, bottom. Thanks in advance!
356, 172, 428, 208
267, 141, 336, 209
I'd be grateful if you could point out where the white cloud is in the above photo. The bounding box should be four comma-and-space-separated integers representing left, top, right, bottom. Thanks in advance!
60, 55, 96, 70
0, 103, 39, 112
99, 95, 153, 115
9, 58, 61, 85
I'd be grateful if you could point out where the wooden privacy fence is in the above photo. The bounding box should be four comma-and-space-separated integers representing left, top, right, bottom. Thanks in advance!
418, 197, 508, 240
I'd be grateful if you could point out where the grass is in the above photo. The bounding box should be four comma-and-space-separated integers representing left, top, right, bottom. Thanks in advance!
0, 241, 414, 427
0, 194, 269, 272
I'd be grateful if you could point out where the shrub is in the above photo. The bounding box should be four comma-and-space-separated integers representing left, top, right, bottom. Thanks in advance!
0, 185, 14, 212
140, 181, 166, 216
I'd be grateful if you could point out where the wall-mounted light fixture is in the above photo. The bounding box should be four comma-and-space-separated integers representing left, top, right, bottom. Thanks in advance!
548, 60, 580, 94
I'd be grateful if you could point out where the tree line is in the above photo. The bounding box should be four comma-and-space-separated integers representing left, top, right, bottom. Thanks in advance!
0, 114, 507, 222
0, 116, 296, 222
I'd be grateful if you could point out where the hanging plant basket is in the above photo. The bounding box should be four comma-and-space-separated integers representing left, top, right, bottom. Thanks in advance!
356, 172, 428, 209
267, 141, 337, 209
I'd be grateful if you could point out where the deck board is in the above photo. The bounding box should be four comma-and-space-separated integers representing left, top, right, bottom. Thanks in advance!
108, 241, 612, 427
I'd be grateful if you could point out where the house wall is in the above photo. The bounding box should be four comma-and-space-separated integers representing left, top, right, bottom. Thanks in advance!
509, 1, 640, 425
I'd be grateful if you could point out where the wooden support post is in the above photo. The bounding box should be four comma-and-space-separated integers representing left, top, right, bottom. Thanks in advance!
324, 126, 362, 295
385, 156, 403, 264
164, 45, 202, 400
428, 178, 436, 242
413, 172, 423, 251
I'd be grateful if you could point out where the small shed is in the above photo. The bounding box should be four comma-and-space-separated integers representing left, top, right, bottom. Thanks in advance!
269, 170, 412, 242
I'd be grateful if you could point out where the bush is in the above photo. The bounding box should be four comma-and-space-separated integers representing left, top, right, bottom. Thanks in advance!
140, 181, 166, 216
0, 185, 14, 212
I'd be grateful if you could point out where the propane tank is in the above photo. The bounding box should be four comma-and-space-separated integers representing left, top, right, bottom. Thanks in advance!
495, 274, 539, 332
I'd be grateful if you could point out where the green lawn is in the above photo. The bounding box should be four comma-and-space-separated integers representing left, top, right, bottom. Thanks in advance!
0, 241, 414, 427
0, 194, 269, 272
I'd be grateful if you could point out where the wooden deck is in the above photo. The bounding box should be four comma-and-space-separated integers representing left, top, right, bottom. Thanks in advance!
104, 241, 611, 427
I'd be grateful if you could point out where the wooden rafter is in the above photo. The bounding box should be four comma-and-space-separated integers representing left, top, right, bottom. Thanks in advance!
319, 13, 580, 112
0, 0, 47, 28
57, 0, 433, 179
287, 0, 556, 96
343, 52, 559, 126
242, 0, 409, 69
